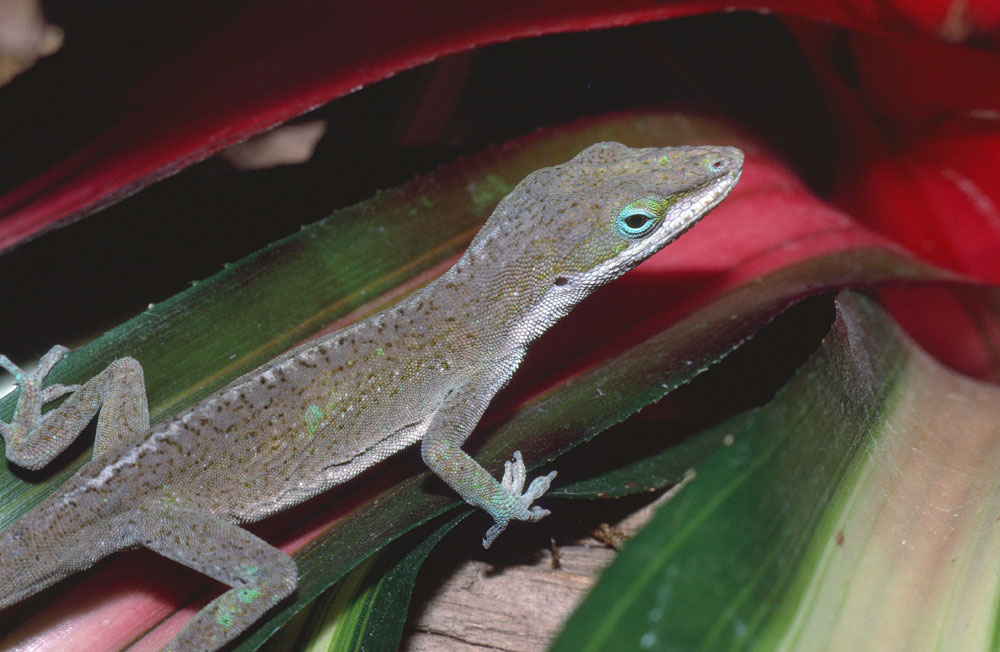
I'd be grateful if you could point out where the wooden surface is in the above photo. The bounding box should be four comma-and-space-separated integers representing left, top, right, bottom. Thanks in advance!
402, 477, 692, 651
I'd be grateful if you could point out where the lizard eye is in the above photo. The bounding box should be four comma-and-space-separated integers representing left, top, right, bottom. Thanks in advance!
615, 198, 665, 239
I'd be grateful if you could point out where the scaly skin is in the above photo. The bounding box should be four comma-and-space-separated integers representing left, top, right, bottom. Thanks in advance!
0, 142, 743, 650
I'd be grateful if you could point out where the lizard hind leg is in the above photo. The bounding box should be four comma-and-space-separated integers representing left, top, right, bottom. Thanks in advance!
138, 504, 298, 652
0, 347, 149, 469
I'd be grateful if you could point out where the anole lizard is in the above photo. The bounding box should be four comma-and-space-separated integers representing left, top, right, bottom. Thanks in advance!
0, 142, 742, 651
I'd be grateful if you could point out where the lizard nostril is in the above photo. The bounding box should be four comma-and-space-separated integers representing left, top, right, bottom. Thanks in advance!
554, 277, 569, 286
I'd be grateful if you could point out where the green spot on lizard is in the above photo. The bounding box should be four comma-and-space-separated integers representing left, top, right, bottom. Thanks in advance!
237, 586, 262, 603
304, 403, 324, 435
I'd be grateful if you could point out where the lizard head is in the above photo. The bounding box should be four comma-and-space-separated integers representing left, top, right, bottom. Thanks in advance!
533, 141, 744, 289
464, 141, 743, 345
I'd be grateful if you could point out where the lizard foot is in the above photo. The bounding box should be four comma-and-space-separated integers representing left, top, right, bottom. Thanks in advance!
482, 451, 557, 548
0, 346, 81, 441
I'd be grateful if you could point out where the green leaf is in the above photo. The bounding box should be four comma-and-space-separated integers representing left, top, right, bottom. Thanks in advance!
551, 290, 1000, 652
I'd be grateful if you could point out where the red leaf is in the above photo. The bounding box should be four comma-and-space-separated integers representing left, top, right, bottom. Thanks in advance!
3, 0, 998, 252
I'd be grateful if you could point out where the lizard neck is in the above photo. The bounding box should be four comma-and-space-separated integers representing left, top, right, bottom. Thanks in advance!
421, 243, 588, 358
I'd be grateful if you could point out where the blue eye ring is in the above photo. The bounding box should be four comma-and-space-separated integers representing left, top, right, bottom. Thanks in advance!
615, 198, 664, 239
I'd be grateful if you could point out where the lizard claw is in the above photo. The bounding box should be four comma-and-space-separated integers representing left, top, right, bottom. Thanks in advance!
524, 472, 557, 504
36, 345, 72, 378
1, 345, 77, 443
0, 345, 72, 388
482, 451, 557, 548
0, 354, 24, 381
501, 450, 528, 494
41, 383, 82, 402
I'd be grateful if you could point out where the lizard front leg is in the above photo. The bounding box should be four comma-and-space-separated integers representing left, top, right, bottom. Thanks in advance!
0, 345, 149, 469
420, 360, 557, 548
